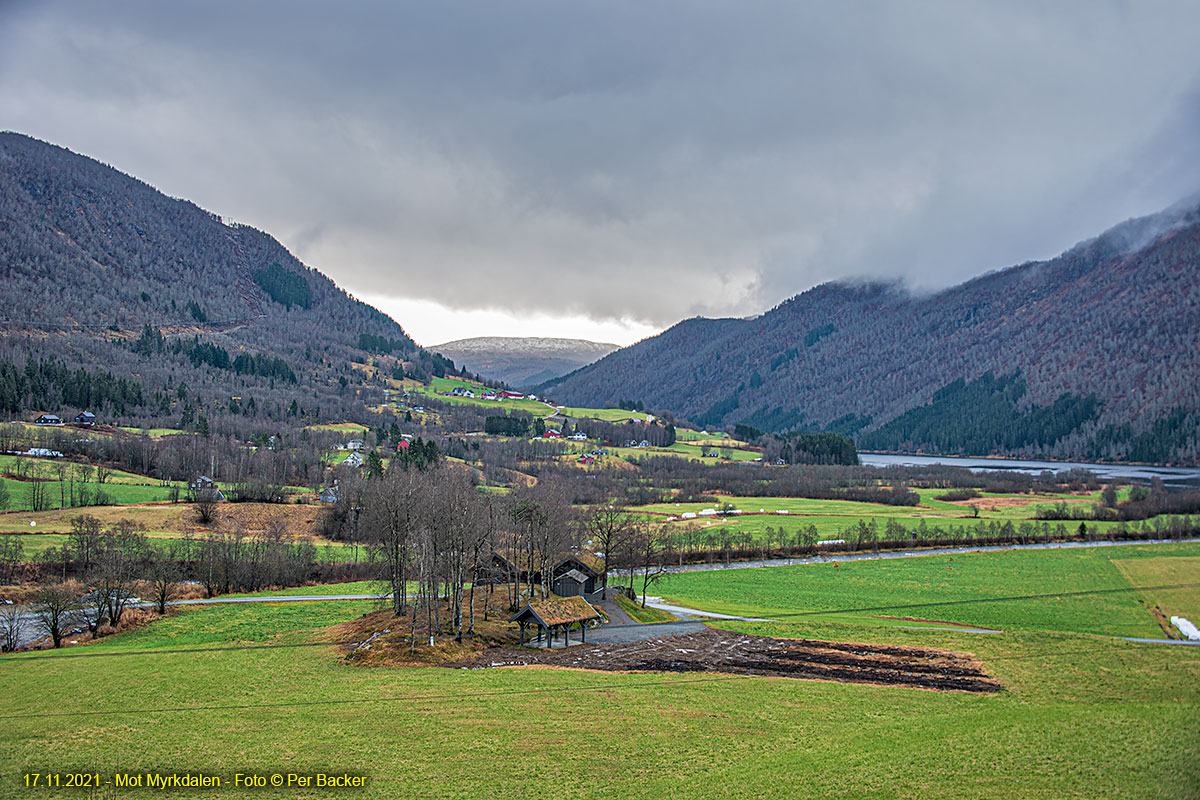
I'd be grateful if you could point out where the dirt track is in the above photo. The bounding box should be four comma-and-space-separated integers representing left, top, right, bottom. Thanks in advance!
447, 628, 1001, 692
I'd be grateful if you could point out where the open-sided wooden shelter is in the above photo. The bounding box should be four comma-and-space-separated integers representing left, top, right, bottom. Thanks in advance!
509, 596, 602, 648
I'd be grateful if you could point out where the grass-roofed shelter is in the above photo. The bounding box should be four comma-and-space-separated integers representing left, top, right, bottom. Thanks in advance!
509, 596, 603, 648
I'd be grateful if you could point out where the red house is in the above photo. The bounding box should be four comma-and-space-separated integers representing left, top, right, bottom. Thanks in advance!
396, 440, 410, 451
543, 429, 562, 439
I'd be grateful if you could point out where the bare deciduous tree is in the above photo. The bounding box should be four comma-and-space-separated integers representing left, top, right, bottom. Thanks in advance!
583, 505, 638, 590
194, 488, 221, 525
631, 524, 669, 608
0, 604, 25, 652
147, 547, 181, 614
32, 582, 82, 648
0, 536, 23, 584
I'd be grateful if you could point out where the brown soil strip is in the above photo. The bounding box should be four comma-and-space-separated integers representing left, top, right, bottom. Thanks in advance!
442, 628, 1001, 693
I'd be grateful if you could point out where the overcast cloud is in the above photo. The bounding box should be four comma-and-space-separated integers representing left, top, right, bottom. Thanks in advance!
2, 1, 1198, 344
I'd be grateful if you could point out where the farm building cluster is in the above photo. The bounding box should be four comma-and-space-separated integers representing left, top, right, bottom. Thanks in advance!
33, 411, 98, 427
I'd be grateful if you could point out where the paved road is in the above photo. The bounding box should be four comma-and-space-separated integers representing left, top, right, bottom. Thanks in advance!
641, 597, 775, 622
585, 620, 709, 645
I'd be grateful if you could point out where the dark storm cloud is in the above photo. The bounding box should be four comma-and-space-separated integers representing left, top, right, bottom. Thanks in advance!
2, 0, 1198, 329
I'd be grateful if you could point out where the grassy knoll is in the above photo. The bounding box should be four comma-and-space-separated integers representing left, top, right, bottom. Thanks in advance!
654, 542, 1200, 638
2, 562, 1197, 798
616, 593, 677, 623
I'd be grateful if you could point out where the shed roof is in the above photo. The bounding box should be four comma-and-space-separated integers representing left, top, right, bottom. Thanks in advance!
559, 569, 589, 584
553, 555, 600, 579
509, 596, 601, 628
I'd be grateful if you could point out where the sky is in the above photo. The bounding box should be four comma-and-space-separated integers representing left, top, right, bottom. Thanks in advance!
1, 1, 1198, 346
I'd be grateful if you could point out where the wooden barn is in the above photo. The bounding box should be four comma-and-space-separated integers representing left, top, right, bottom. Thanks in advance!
551, 557, 598, 597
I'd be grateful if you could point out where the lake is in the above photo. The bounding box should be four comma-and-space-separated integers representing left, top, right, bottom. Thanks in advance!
858, 452, 1200, 487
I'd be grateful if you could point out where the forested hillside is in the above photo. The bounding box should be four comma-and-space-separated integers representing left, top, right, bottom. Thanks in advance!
542, 199, 1200, 464
0, 132, 461, 431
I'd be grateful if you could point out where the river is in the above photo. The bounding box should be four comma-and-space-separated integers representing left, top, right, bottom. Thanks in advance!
858, 453, 1200, 487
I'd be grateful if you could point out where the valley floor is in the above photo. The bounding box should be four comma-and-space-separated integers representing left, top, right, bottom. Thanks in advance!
3, 542, 1198, 798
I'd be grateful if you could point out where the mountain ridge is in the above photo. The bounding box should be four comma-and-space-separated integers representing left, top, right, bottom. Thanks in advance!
0, 131, 461, 429
540, 199, 1200, 464
432, 336, 619, 388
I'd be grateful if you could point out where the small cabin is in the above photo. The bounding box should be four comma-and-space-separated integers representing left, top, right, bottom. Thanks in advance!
74, 411, 97, 426
188, 476, 225, 502
319, 485, 340, 503
34, 413, 63, 426
551, 557, 599, 597
189, 475, 216, 491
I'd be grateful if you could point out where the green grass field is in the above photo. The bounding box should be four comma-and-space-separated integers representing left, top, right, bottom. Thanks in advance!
0, 476, 176, 512
304, 422, 369, 437
632, 490, 1142, 546
673, 428, 736, 443
408, 378, 554, 417
2, 543, 1198, 797
115, 426, 187, 438
225, 580, 389, 598
655, 542, 1200, 637
0, 455, 186, 512
554, 405, 652, 422
0, 533, 362, 563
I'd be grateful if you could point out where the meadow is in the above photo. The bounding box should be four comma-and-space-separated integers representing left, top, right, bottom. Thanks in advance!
0, 454, 185, 512
0, 501, 361, 562
653, 541, 1200, 637
632, 489, 1153, 547
304, 422, 369, 437
2, 542, 1197, 798
554, 405, 652, 422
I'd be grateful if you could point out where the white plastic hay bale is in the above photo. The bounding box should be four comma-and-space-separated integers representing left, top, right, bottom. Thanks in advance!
1170, 616, 1200, 641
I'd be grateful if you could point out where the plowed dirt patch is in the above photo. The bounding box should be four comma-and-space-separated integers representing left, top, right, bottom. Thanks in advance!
446, 628, 1001, 693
